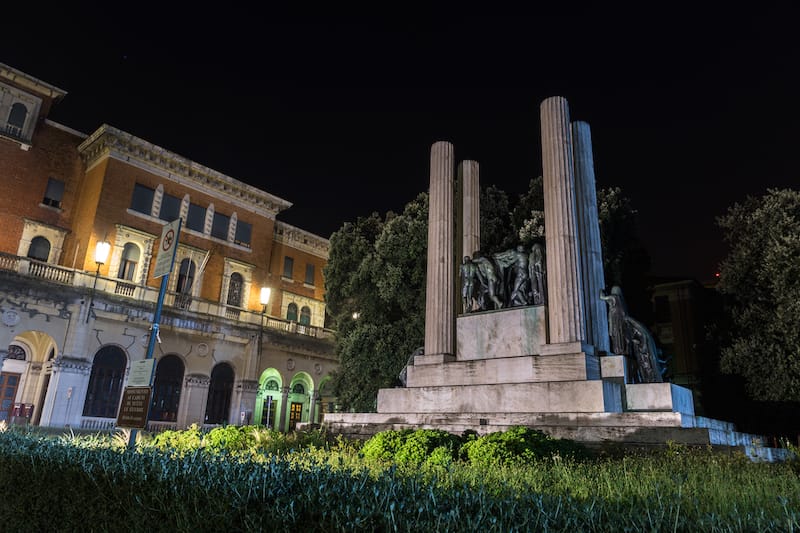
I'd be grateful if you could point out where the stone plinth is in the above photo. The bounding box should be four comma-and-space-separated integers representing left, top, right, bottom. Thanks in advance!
626, 383, 695, 415
406, 353, 602, 388
377, 380, 611, 414
457, 306, 546, 360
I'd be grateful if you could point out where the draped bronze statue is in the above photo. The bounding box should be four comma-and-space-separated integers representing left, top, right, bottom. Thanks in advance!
461, 244, 547, 313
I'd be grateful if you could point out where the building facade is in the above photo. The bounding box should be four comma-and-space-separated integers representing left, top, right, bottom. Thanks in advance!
0, 63, 337, 433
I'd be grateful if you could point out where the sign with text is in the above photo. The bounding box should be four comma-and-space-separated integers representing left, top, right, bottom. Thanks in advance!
127, 359, 156, 387
153, 218, 182, 278
116, 386, 152, 429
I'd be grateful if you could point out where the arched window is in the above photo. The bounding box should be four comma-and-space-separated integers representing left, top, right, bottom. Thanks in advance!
286, 302, 298, 322
27, 236, 50, 262
117, 243, 140, 281
204, 363, 234, 425
82, 346, 127, 418
299, 306, 311, 326
265, 379, 280, 391
6, 103, 27, 136
7, 345, 26, 361
150, 355, 185, 422
176, 258, 196, 294
226, 272, 243, 307
292, 383, 305, 394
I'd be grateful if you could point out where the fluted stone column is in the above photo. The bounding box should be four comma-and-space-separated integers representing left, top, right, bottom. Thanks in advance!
459, 160, 480, 259
572, 121, 610, 354
540, 96, 586, 349
421, 141, 455, 363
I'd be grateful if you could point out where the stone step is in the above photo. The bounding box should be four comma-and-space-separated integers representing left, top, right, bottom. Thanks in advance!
378, 381, 621, 414
406, 352, 600, 387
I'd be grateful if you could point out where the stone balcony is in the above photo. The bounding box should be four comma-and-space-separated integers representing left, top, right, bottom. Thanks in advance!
0, 251, 333, 340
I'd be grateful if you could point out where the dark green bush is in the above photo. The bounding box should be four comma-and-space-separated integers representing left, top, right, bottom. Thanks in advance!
360, 428, 415, 462
460, 426, 590, 467
361, 428, 463, 467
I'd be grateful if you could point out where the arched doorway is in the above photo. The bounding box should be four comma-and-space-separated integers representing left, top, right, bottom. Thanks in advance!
82, 345, 127, 419
287, 372, 313, 431
255, 368, 282, 430
204, 363, 234, 425
149, 355, 184, 422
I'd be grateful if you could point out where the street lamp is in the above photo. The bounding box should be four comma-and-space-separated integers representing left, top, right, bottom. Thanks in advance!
86, 240, 111, 323
258, 287, 271, 357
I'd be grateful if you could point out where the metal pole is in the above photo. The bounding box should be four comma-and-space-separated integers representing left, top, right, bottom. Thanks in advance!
127, 274, 170, 448
85, 264, 101, 323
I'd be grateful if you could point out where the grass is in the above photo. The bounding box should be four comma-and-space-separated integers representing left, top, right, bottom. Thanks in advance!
0, 423, 798, 531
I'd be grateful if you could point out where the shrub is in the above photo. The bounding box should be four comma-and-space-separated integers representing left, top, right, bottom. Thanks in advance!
460, 426, 589, 467
360, 429, 415, 462
204, 425, 256, 453
149, 423, 204, 453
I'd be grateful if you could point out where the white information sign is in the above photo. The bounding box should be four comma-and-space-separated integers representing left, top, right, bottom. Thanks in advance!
153, 219, 182, 278
128, 359, 156, 387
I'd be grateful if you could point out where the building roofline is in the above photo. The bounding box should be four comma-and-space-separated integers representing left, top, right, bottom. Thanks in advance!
0, 63, 68, 100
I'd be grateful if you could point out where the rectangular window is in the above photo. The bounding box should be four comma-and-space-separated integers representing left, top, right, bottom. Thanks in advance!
186, 203, 206, 232
159, 192, 181, 222
42, 178, 65, 208
130, 183, 155, 214
305, 264, 315, 285
283, 256, 294, 279
234, 220, 252, 247
211, 212, 230, 240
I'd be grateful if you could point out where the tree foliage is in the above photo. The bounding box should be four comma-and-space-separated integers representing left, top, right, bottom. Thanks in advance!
324, 194, 428, 411
716, 188, 800, 402
325, 180, 648, 411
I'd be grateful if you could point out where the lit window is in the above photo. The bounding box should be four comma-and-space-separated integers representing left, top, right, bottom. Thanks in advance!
227, 273, 243, 307
42, 178, 65, 208
117, 243, 140, 281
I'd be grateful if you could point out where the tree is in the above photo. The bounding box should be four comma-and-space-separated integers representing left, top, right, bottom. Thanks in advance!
324, 194, 428, 411
325, 181, 648, 411
716, 188, 800, 402
515, 180, 649, 312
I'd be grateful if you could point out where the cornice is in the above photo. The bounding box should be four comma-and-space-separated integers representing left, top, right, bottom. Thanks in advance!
0, 63, 67, 100
77, 124, 293, 219
274, 221, 330, 259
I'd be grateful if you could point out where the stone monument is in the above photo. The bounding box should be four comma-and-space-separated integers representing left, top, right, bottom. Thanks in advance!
323, 97, 787, 460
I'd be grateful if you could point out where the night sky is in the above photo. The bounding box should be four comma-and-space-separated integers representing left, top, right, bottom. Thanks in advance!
5, 7, 799, 283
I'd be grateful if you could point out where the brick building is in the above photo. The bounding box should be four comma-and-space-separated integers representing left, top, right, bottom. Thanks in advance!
0, 63, 337, 432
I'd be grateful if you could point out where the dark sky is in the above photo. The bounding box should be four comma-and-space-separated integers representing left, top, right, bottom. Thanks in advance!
5, 7, 799, 282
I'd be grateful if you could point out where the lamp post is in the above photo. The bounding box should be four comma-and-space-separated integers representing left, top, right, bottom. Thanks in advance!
258, 286, 271, 360
86, 240, 111, 323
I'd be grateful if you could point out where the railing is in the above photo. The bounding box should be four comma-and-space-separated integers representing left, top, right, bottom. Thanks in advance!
28, 260, 75, 284
0, 252, 19, 272
114, 281, 136, 297
80, 417, 116, 431
147, 421, 177, 433
0, 251, 332, 340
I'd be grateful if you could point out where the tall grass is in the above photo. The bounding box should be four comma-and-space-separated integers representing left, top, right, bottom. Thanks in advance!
0, 425, 797, 531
